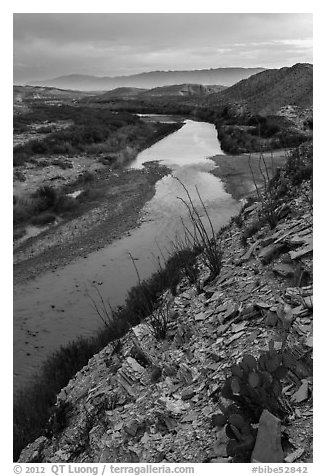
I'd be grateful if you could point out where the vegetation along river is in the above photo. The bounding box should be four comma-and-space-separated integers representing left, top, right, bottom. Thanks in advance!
13, 118, 240, 391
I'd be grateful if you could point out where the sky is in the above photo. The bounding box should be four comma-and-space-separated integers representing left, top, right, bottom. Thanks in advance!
14, 13, 313, 84
13, 13, 312, 82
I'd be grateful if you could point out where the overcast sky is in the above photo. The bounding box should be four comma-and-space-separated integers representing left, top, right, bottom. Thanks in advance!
13, 13, 313, 82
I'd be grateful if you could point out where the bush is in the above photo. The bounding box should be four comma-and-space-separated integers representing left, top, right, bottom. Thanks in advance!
13, 152, 30, 167
147, 297, 171, 340
30, 212, 56, 226
240, 219, 262, 247
176, 179, 223, 280
33, 186, 58, 212
78, 170, 95, 183
53, 195, 77, 214
285, 143, 313, 186
216, 346, 297, 461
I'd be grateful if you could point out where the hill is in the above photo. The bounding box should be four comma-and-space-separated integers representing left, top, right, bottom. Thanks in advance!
28, 67, 266, 91
91, 83, 227, 103
206, 63, 313, 116
94, 87, 148, 100
141, 83, 226, 98
13, 85, 98, 112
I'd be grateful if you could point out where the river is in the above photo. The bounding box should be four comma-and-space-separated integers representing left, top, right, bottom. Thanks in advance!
13, 119, 240, 391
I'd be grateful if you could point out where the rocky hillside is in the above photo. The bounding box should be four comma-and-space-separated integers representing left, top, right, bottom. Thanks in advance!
19, 146, 313, 464
206, 63, 313, 116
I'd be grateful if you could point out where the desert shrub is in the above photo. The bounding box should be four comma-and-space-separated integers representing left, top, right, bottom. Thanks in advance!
13, 152, 30, 167
277, 130, 308, 148
147, 297, 171, 340
214, 346, 297, 461
232, 213, 243, 229
30, 212, 56, 226
36, 125, 55, 134
13, 170, 26, 182
247, 115, 284, 138
78, 170, 95, 183
53, 195, 77, 214
77, 187, 102, 203
240, 219, 263, 247
13, 207, 31, 226
33, 186, 58, 212
285, 143, 313, 186
30, 140, 49, 155
13, 227, 26, 241
176, 179, 223, 281
97, 155, 115, 166
212, 412, 257, 463
248, 154, 281, 229
52, 158, 73, 169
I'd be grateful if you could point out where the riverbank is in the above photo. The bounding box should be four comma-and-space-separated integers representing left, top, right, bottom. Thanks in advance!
210, 149, 289, 200
18, 144, 313, 463
14, 161, 171, 284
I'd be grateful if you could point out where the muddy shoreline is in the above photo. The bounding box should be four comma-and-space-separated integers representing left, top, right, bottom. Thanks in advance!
210, 149, 289, 200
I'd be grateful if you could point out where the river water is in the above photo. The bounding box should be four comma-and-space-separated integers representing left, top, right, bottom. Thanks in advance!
13, 119, 240, 391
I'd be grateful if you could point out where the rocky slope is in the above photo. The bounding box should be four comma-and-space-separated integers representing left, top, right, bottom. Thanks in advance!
19, 175, 313, 464
206, 63, 313, 117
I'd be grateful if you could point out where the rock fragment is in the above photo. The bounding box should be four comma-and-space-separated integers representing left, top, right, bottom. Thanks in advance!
251, 410, 284, 463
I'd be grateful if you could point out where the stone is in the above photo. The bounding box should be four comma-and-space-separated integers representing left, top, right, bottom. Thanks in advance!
305, 336, 313, 348
223, 303, 239, 323
181, 387, 196, 400
255, 301, 271, 309
194, 312, 206, 321
289, 243, 313, 260
291, 379, 309, 403
18, 436, 48, 463
124, 420, 140, 437
251, 410, 284, 463
181, 411, 198, 422
243, 203, 258, 215
225, 331, 246, 346
259, 243, 286, 265
284, 448, 305, 463
231, 321, 247, 333
273, 262, 296, 278
240, 240, 261, 262
208, 457, 229, 463
126, 357, 146, 373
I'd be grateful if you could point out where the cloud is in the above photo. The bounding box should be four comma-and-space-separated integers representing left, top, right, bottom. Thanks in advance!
13, 13, 313, 81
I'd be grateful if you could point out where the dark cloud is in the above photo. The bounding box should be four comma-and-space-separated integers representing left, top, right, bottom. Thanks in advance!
13, 13, 313, 82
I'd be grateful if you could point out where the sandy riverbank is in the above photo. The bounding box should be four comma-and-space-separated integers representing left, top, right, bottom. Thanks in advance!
14, 162, 170, 284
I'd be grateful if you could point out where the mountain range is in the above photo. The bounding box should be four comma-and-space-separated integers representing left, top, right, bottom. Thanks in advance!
28, 67, 265, 91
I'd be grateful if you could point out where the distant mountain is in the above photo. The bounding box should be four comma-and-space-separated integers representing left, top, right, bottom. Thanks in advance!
29, 67, 266, 91
206, 63, 313, 116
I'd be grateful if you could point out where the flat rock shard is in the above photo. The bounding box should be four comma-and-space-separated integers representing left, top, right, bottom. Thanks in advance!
251, 410, 284, 463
